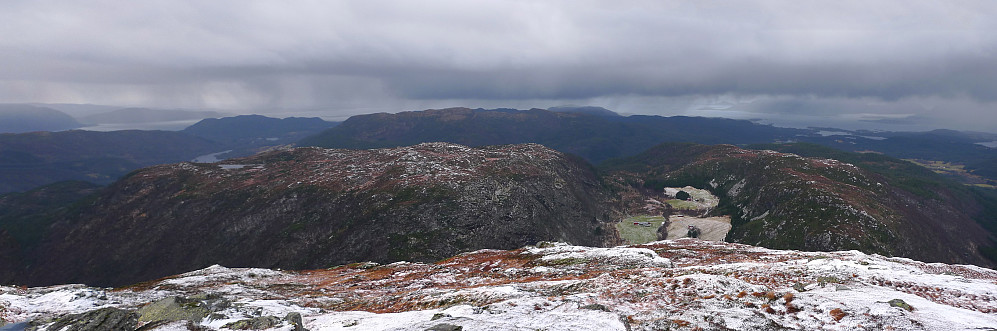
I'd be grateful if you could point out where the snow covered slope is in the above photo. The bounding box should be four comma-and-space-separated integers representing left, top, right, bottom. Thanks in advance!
2, 239, 996, 330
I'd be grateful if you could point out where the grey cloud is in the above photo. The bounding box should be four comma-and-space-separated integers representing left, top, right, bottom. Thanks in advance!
0, 0, 995, 130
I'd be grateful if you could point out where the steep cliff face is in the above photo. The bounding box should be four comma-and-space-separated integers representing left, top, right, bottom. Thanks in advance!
0, 180, 101, 282
603, 143, 995, 267
20, 143, 613, 287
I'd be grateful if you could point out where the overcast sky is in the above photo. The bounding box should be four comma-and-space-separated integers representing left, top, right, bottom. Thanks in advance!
1, 1, 995, 131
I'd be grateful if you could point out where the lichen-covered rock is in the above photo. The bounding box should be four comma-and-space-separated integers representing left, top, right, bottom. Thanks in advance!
136, 296, 209, 323
44, 307, 137, 331
189, 293, 231, 313
792, 282, 807, 292
425, 323, 462, 331
284, 312, 305, 331
888, 298, 915, 311
222, 316, 280, 330
580, 304, 610, 312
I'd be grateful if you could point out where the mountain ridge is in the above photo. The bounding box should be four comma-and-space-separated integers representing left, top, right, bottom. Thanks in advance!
12, 142, 615, 287
0, 104, 83, 133
602, 142, 996, 267
0, 130, 223, 193
81, 107, 232, 124
3, 141, 994, 288
298, 107, 806, 163
298, 107, 997, 184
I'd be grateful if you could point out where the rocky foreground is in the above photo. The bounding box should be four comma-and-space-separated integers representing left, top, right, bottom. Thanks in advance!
3, 239, 997, 330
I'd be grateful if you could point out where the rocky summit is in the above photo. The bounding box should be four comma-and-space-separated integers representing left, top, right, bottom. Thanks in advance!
2, 240, 996, 330
15, 143, 614, 287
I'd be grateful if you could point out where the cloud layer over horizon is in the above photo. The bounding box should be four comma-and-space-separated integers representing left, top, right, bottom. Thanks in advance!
1, 1, 995, 131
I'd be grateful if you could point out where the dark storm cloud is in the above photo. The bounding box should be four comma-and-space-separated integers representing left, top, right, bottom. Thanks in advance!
0, 0, 995, 129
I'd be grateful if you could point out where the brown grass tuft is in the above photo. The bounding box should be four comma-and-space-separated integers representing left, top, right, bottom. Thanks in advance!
761, 304, 776, 314
830, 308, 847, 321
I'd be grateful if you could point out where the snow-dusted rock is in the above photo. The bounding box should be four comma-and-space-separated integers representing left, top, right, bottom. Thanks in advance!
2, 240, 996, 330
